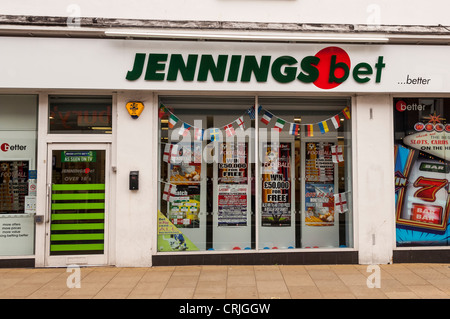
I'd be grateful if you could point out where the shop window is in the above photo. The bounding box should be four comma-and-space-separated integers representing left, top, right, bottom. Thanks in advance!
257, 97, 353, 250
157, 96, 353, 253
49, 95, 112, 134
0, 95, 38, 256
394, 98, 450, 247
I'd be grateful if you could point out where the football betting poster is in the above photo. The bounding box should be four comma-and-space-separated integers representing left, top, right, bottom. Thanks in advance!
157, 210, 199, 251
0, 160, 29, 214
167, 143, 201, 229
304, 142, 335, 226
167, 185, 200, 229
261, 142, 292, 227
217, 142, 248, 226
394, 99, 450, 246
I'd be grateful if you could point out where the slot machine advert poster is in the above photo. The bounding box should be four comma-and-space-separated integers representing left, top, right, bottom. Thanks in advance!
394, 98, 450, 246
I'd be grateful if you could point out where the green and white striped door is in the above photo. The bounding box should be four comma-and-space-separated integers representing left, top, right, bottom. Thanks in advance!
46, 145, 109, 266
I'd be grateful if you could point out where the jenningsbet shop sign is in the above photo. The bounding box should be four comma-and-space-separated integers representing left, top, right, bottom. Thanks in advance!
1, 38, 447, 92
125, 46, 386, 90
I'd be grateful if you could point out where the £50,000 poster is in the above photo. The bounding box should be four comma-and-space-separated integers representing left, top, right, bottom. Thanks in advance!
261, 142, 291, 227
217, 142, 248, 226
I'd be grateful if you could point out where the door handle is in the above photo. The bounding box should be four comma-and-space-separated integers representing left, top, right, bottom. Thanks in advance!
46, 183, 51, 224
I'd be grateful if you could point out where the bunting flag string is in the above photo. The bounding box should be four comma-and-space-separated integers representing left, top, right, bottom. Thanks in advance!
158, 102, 351, 141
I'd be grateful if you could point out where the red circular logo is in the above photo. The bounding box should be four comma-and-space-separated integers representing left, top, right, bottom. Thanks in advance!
414, 122, 425, 131
396, 100, 407, 112
313, 47, 351, 90
0, 143, 9, 152
435, 123, 444, 132
445, 124, 450, 132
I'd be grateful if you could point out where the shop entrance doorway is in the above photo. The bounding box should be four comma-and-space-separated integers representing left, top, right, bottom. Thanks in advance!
44, 144, 110, 267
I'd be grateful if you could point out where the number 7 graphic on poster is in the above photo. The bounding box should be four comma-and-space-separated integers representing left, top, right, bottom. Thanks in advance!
413, 176, 448, 202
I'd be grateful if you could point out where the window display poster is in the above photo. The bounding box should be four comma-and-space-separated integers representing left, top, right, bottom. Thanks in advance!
218, 184, 247, 226
218, 142, 247, 184
217, 142, 249, 226
305, 142, 334, 183
0, 160, 29, 214
157, 210, 198, 251
261, 142, 291, 227
395, 144, 449, 245
0, 215, 35, 255
169, 143, 201, 184
305, 183, 335, 226
170, 163, 201, 183
304, 142, 336, 226
394, 98, 450, 246
168, 185, 200, 228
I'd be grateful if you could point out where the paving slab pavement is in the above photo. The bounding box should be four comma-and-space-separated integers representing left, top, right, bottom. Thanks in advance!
0, 263, 448, 299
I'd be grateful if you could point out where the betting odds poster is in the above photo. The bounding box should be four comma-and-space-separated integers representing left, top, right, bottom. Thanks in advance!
217, 142, 248, 226
304, 142, 335, 226
168, 185, 200, 229
261, 142, 291, 227
168, 143, 201, 229
394, 99, 450, 246
0, 160, 29, 214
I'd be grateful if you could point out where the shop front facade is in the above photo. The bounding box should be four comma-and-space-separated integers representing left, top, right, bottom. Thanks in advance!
0, 34, 449, 267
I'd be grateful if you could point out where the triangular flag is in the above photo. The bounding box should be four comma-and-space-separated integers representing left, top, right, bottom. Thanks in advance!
274, 118, 286, 132
235, 116, 245, 131
318, 120, 329, 134
331, 115, 341, 129
168, 114, 179, 129
224, 124, 235, 137
261, 111, 273, 125
343, 107, 351, 120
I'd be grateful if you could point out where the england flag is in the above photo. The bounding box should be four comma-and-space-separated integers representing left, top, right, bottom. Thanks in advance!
334, 192, 348, 214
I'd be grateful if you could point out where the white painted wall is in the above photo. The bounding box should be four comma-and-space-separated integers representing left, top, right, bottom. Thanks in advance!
114, 92, 156, 267
1, 0, 449, 26
354, 94, 395, 264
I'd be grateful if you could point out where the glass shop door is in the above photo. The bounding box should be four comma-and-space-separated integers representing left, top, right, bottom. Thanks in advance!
45, 144, 110, 267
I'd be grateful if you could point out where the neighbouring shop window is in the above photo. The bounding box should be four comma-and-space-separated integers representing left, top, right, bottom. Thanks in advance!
394, 98, 450, 247
0, 95, 38, 256
157, 96, 353, 253
49, 95, 112, 134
